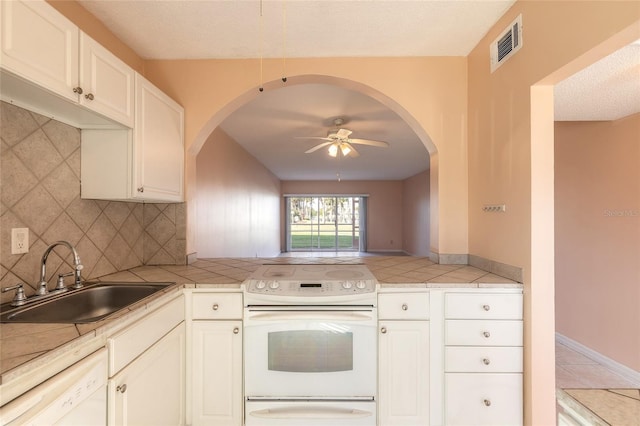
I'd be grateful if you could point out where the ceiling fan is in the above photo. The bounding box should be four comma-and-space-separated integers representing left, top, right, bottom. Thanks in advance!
299, 118, 390, 158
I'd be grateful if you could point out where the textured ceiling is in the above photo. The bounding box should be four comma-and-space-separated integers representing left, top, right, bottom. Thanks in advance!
78, 0, 516, 58
77, 1, 640, 181
554, 41, 640, 121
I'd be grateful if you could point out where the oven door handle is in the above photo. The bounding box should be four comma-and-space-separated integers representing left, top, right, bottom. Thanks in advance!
249, 406, 373, 419
246, 310, 375, 321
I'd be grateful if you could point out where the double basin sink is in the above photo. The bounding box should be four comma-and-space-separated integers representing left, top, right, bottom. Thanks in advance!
0, 282, 173, 324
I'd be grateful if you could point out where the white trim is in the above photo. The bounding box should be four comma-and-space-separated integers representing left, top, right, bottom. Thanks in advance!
556, 332, 640, 386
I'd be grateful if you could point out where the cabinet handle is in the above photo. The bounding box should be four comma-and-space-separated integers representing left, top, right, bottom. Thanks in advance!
401, 303, 408, 311
483, 304, 490, 311
137, 187, 144, 193
380, 327, 387, 334
84, 93, 94, 100
482, 358, 491, 365
233, 327, 239, 334
483, 399, 491, 407
483, 331, 491, 338
116, 384, 127, 394
212, 303, 219, 311
73, 86, 83, 94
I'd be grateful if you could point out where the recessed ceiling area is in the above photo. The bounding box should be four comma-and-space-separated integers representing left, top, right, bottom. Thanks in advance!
219, 83, 429, 181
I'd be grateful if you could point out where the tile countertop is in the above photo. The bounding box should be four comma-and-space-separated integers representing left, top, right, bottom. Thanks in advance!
0, 256, 519, 392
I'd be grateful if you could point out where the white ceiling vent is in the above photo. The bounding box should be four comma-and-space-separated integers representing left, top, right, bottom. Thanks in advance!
490, 14, 522, 73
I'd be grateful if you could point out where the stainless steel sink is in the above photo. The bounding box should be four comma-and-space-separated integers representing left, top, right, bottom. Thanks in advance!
0, 282, 173, 323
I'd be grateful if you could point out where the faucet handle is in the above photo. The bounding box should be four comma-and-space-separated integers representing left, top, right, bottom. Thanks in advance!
2, 284, 27, 306
56, 272, 74, 290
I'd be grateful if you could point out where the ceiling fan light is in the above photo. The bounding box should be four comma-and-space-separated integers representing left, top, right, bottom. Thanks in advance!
328, 143, 338, 157
340, 144, 351, 156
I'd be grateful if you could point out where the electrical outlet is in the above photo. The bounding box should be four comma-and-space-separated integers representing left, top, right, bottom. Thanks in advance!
11, 228, 29, 254
483, 204, 507, 212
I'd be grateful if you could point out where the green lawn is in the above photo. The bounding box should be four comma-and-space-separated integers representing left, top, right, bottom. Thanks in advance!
291, 234, 358, 249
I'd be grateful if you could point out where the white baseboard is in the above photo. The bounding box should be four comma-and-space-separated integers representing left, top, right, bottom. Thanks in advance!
556, 332, 640, 387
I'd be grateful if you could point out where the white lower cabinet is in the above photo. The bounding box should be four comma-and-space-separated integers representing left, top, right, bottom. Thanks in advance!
445, 373, 522, 425
189, 291, 243, 426
378, 288, 523, 426
443, 291, 523, 426
378, 320, 430, 426
108, 323, 186, 425
378, 292, 430, 426
107, 295, 186, 425
192, 321, 243, 425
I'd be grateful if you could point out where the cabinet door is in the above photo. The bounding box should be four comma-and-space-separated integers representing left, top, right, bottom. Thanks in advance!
379, 321, 429, 426
192, 321, 243, 426
108, 323, 185, 426
445, 373, 522, 426
134, 73, 184, 202
1, 0, 79, 101
79, 33, 134, 127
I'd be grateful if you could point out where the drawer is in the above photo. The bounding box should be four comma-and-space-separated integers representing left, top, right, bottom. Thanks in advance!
192, 292, 243, 319
108, 294, 184, 376
378, 292, 429, 319
445, 292, 522, 320
445, 373, 523, 425
445, 346, 523, 373
445, 320, 522, 346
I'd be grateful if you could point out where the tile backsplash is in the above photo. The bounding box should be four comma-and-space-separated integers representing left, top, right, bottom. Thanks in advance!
1, 102, 185, 302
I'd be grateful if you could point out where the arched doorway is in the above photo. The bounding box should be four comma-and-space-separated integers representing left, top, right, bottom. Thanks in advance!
190, 75, 437, 258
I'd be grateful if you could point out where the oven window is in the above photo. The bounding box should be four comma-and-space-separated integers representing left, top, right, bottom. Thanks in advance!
268, 330, 353, 372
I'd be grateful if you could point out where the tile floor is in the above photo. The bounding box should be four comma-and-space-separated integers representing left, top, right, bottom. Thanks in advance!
556, 341, 640, 389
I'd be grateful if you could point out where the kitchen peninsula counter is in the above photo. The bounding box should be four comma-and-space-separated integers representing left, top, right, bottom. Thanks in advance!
0, 256, 520, 404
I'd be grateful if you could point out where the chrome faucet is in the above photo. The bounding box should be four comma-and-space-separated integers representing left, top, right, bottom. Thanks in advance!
37, 241, 84, 295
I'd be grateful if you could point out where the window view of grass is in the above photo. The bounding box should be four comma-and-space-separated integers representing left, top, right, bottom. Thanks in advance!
288, 197, 361, 251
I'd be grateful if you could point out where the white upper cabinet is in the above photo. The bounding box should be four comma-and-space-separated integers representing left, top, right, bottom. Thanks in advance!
0, 0, 134, 128
133, 73, 184, 201
79, 33, 134, 127
81, 74, 184, 203
0, 0, 79, 100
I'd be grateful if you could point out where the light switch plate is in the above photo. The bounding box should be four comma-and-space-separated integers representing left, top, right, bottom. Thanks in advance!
11, 228, 29, 254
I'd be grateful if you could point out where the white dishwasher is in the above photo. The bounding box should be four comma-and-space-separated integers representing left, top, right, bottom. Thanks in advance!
0, 348, 107, 426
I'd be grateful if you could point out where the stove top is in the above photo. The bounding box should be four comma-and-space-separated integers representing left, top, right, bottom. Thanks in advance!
244, 264, 378, 304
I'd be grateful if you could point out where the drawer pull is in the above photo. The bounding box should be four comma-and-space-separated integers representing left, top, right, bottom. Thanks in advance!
482, 358, 491, 365
233, 327, 239, 334
117, 384, 127, 394
483, 304, 490, 311
483, 331, 491, 338
212, 303, 219, 311
401, 303, 408, 311
381, 327, 387, 334
483, 399, 491, 407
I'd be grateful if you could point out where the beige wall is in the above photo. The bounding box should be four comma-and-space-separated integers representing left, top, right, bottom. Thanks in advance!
403, 170, 430, 256
196, 128, 281, 258
142, 58, 468, 261
281, 180, 404, 252
468, 2, 640, 423
555, 114, 640, 372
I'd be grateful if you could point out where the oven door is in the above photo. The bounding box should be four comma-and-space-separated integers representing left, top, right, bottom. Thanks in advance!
244, 307, 377, 398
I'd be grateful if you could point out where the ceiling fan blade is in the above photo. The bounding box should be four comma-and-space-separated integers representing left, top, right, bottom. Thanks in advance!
348, 138, 390, 148
305, 141, 334, 153
336, 128, 352, 139
295, 136, 332, 141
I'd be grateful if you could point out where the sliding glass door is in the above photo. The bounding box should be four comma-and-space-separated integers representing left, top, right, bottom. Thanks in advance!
286, 196, 365, 252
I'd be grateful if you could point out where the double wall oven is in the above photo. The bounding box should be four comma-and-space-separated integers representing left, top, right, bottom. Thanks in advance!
243, 264, 378, 426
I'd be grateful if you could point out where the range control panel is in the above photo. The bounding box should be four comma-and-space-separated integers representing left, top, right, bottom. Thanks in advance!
245, 279, 376, 296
